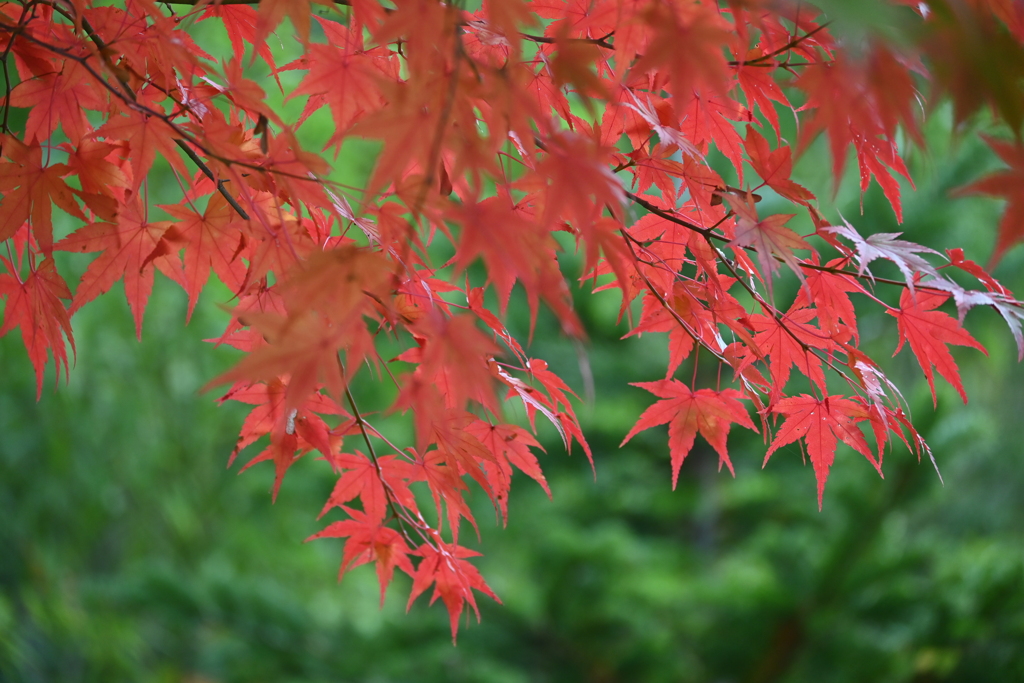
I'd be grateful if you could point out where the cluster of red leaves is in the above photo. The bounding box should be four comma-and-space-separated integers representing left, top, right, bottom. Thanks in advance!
2, 0, 1024, 638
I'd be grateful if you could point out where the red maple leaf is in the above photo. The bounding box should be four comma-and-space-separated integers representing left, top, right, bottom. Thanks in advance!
0, 136, 83, 254
744, 127, 813, 205
765, 394, 879, 509
407, 541, 500, 643
464, 420, 550, 524
888, 288, 986, 405
254, 0, 335, 47
748, 304, 834, 399
8, 58, 107, 146
318, 452, 419, 523
794, 257, 865, 341
795, 57, 915, 221
735, 51, 793, 140
200, 4, 282, 83
160, 193, 247, 320
308, 506, 416, 606
622, 381, 755, 486
727, 192, 810, 300
0, 256, 74, 398
94, 90, 188, 192
678, 91, 754, 183
953, 135, 1024, 266
221, 377, 347, 464
286, 28, 395, 150
408, 447, 477, 541
54, 193, 184, 339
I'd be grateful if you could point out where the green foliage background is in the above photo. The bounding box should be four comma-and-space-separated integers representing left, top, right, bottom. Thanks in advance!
2, 15, 1024, 682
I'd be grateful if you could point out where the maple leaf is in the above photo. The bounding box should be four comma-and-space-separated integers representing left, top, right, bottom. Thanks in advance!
61, 139, 128, 221
727, 193, 809, 300
735, 51, 793, 140
307, 506, 415, 606
765, 394, 879, 509
94, 90, 188, 192
795, 257, 865, 341
221, 378, 347, 467
744, 127, 813, 205
953, 135, 1024, 266
206, 309, 354, 417
464, 420, 549, 524
407, 541, 500, 643
160, 193, 247, 320
395, 313, 503, 420
888, 288, 987, 404
530, 129, 625, 247
408, 447, 478, 541
622, 381, 755, 487
0, 136, 83, 254
620, 90, 702, 160
0, 256, 74, 399
287, 35, 395, 151
54, 194, 184, 339
524, 357, 592, 464
318, 452, 419, 523
201, 4, 282, 84
8, 58, 107, 146
630, 3, 735, 107
678, 91, 754, 183
449, 194, 564, 316
795, 56, 916, 221
747, 304, 834, 398
823, 219, 941, 292
254, 0, 334, 47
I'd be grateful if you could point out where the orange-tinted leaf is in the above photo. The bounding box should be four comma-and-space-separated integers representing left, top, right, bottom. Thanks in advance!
54, 194, 184, 339
161, 193, 247, 320
0, 137, 83, 254
0, 256, 74, 398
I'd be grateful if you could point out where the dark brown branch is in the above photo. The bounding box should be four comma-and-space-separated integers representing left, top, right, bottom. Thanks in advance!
623, 190, 724, 242
174, 139, 251, 220
0, 19, 340, 221
519, 31, 615, 50
730, 22, 832, 67
1, 11, 258, 222
159, 0, 351, 5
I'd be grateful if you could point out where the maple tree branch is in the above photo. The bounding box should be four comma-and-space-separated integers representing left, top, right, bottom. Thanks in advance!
0, 13, 261, 222
0, 23, 19, 137
174, 139, 252, 220
342, 382, 431, 548
623, 190, 727, 242
519, 31, 615, 51
619, 168, 858, 399
618, 227, 729, 364
157, 0, 352, 4
623, 183, 990, 306
730, 21, 832, 67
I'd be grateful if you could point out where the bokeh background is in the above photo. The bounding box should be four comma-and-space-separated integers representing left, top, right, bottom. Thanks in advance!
3, 11, 1024, 683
